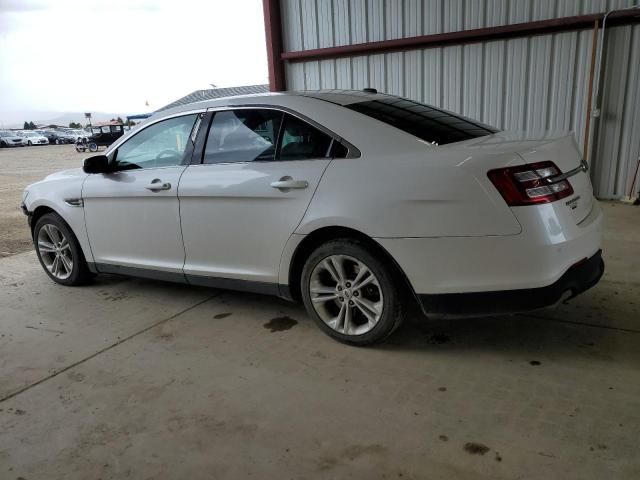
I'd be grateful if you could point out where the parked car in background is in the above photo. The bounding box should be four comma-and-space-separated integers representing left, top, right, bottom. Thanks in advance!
21, 90, 604, 345
75, 124, 124, 152
17, 131, 49, 146
55, 131, 77, 144
42, 131, 68, 145
71, 129, 89, 142
0, 130, 25, 147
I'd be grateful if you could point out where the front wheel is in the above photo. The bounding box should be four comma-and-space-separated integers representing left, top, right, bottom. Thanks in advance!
88, 143, 98, 152
301, 238, 404, 345
33, 213, 93, 286
27, 140, 32, 146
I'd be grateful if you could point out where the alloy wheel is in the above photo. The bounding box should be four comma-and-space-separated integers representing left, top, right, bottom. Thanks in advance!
309, 254, 384, 335
37, 224, 73, 280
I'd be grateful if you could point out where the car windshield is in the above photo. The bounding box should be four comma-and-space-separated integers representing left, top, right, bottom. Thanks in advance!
344, 96, 499, 146
0, 131, 11, 137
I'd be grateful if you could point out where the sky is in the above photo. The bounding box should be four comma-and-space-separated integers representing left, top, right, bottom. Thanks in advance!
0, 0, 268, 125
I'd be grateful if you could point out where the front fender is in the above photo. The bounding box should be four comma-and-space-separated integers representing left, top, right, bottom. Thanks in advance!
24, 178, 94, 264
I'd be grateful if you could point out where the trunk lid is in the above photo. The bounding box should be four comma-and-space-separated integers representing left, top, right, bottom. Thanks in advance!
515, 134, 592, 224
465, 132, 593, 224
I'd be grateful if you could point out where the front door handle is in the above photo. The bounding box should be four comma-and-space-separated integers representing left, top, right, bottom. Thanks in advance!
145, 179, 171, 191
270, 176, 309, 190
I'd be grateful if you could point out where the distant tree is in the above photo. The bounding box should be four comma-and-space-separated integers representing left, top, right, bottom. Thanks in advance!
48, 124, 58, 128
129, 120, 136, 126
28, 121, 36, 129
23, 121, 29, 130
116, 116, 124, 124
69, 122, 82, 129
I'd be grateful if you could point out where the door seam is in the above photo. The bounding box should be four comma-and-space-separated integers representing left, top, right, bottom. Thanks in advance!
276, 158, 335, 293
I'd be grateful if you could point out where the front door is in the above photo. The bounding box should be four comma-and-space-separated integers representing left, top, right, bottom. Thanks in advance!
83, 114, 199, 275
179, 108, 335, 289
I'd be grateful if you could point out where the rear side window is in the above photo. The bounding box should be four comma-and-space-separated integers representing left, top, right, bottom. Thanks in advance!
345, 97, 498, 145
204, 109, 282, 164
202, 109, 343, 163
278, 114, 333, 160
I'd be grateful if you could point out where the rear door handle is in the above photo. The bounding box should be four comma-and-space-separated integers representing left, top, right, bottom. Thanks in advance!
270, 176, 309, 190
145, 179, 171, 191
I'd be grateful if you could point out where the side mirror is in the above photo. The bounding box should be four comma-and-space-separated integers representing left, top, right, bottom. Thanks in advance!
83, 155, 112, 174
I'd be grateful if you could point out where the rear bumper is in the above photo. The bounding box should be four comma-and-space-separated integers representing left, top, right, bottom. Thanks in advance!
417, 250, 604, 318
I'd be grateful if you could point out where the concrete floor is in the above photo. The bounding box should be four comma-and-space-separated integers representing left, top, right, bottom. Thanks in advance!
0, 202, 639, 480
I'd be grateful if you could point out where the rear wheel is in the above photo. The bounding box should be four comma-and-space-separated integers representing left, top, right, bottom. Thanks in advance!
88, 143, 98, 152
33, 213, 93, 286
301, 238, 404, 345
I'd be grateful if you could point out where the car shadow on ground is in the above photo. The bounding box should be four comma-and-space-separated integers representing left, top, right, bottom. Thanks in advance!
84, 275, 639, 364
382, 309, 639, 363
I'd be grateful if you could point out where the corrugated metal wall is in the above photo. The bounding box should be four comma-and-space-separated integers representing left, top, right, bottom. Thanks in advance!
280, 0, 640, 198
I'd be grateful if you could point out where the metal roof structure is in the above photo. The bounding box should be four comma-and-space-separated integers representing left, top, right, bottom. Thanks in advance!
158, 84, 269, 112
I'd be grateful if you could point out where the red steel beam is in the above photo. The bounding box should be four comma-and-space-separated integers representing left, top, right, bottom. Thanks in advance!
281, 9, 640, 63
262, 0, 286, 91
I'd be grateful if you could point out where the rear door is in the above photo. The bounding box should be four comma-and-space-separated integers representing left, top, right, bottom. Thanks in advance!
178, 108, 336, 288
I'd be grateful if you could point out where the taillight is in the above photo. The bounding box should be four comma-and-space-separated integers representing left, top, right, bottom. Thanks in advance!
487, 161, 574, 206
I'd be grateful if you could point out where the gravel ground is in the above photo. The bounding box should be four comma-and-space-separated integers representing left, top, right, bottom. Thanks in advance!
0, 145, 84, 257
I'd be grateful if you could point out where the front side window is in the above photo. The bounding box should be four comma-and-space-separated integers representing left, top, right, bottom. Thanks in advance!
344, 97, 498, 145
203, 109, 282, 164
114, 114, 197, 170
278, 114, 333, 160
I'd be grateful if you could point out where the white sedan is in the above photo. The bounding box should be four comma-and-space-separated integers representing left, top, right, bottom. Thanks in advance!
21, 90, 604, 345
18, 131, 49, 146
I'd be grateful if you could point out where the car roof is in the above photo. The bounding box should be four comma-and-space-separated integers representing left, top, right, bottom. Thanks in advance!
152, 89, 389, 120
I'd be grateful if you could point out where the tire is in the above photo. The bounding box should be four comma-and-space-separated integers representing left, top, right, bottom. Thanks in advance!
88, 143, 98, 152
27, 140, 32, 146
301, 238, 404, 346
33, 212, 93, 286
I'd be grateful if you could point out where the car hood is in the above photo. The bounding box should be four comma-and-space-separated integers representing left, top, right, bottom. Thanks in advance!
43, 167, 86, 181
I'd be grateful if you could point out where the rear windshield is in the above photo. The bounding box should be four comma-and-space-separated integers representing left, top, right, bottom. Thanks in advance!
344, 97, 498, 145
